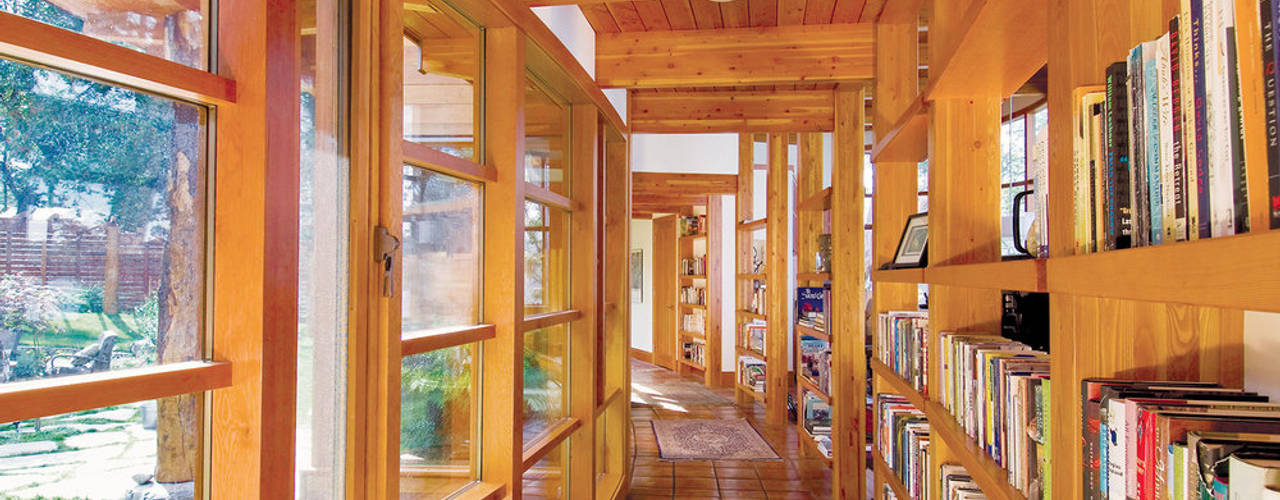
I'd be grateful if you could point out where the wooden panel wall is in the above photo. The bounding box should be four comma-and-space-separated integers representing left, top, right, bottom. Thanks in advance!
764, 133, 789, 425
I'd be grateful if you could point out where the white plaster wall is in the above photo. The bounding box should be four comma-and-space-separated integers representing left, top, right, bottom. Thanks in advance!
531, 6, 594, 77
629, 218, 655, 353
718, 195, 737, 373
1244, 311, 1280, 401
632, 133, 740, 174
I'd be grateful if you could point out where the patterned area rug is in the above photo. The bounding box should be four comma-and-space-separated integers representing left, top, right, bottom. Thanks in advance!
650, 418, 781, 461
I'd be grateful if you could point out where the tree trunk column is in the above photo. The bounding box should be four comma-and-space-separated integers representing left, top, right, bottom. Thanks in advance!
103, 221, 120, 315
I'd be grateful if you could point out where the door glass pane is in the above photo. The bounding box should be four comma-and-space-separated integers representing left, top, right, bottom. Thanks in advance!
1, 0, 208, 69
402, 166, 481, 332
523, 200, 568, 315
0, 394, 203, 498
522, 439, 566, 499
295, 0, 347, 494
402, 0, 480, 160
400, 345, 475, 499
522, 323, 567, 443
0, 59, 206, 385
524, 81, 569, 197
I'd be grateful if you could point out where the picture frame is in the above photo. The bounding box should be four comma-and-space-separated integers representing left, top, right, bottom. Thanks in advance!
884, 212, 929, 269
630, 248, 643, 303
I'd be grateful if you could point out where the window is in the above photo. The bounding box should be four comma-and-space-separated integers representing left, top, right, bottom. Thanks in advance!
522, 323, 568, 443
0, 59, 207, 384
524, 80, 569, 198
523, 200, 568, 314
1, 0, 208, 69
402, 166, 482, 332
402, 0, 481, 160
400, 345, 476, 499
522, 439, 566, 499
1000, 114, 1029, 256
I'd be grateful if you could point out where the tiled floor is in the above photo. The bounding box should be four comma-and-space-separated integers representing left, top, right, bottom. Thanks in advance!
627, 360, 832, 499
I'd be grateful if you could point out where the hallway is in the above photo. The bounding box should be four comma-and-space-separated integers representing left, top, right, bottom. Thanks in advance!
626, 360, 832, 499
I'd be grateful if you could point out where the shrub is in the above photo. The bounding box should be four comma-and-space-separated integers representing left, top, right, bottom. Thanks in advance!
75, 285, 104, 313
11, 349, 45, 379
0, 275, 67, 335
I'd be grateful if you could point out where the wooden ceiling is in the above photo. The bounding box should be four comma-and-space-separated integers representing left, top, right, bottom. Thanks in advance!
555, 0, 899, 33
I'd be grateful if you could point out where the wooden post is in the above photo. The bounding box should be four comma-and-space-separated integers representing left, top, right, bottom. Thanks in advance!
764, 133, 788, 426
734, 133, 755, 406
601, 131, 631, 495
103, 221, 120, 314
705, 195, 722, 387
830, 85, 867, 499
796, 133, 823, 274
567, 103, 598, 498
480, 25, 526, 498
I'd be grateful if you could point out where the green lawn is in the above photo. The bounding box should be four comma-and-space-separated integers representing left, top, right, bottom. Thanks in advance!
25, 312, 148, 349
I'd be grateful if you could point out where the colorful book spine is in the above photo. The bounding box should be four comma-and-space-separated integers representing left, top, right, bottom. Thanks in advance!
1130, 44, 1150, 247
1190, 0, 1212, 239
1272, 0, 1280, 229
1171, 17, 1188, 242
1226, 26, 1250, 235
1106, 62, 1132, 250
1145, 40, 1164, 245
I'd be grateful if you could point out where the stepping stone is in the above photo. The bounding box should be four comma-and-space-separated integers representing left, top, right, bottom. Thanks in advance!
0, 441, 56, 457
65, 430, 130, 449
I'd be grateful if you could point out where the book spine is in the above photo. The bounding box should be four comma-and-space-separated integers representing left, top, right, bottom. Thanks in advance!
1130, 46, 1150, 247
1146, 43, 1163, 245
1208, 1, 1235, 237
1227, 27, 1250, 234
1108, 63, 1133, 249
1272, 0, 1280, 229
1171, 17, 1188, 242
1191, 0, 1212, 238
1156, 35, 1172, 245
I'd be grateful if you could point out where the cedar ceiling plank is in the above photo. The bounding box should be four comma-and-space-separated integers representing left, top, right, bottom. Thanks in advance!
580, 3, 621, 32
607, 2, 648, 31
747, 0, 777, 26
777, 0, 806, 25
633, 173, 739, 195
720, 0, 749, 27
689, 0, 724, 29
632, 0, 671, 30
877, 0, 923, 23
660, 0, 698, 29
858, 0, 886, 22
628, 89, 835, 133
829, 0, 865, 23
803, 0, 837, 24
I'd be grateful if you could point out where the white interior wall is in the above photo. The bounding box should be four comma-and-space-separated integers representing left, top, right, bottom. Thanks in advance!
1244, 311, 1280, 401
531, 6, 594, 77
719, 195, 737, 372
629, 218, 654, 353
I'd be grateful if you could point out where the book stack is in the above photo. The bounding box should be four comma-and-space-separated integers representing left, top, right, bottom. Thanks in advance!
796, 286, 831, 333
679, 286, 706, 305
1079, 378, 1280, 499
681, 340, 705, 366
737, 356, 766, 392
877, 394, 931, 499
938, 332, 1050, 498
742, 321, 766, 354
747, 281, 767, 315
799, 337, 831, 394
681, 256, 707, 276
681, 310, 704, 335
802, 390, 832, 457
679, 215, 707, 237
941, 464, 988, 500
876, 311, 930, 394
1072, 0, 1280, 253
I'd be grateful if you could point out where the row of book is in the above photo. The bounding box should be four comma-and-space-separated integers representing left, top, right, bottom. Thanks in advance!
678, 215, 706, 237
941, 464, 990, 500
796, 286, 831, 333
680, 256, 706, 276
875, 311, 930, 395
679, 286, 705, 306
681, 340, 705, 366
801, 390, 832, 458
1080, 377, 1280, 500
746, 281, 766, 315
938, 332, 1051, 499
680, 311, 703, 335
877, 394, 931, 500
799, 337, 831, 395
737, 356, 765, 392
1073, 0, 1280, 255
741, 321, 765, 353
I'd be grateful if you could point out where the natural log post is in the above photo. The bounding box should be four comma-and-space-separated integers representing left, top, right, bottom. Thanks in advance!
103, 221, 120, 315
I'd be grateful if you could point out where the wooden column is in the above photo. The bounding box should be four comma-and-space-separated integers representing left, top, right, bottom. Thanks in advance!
764, 133, 788, 426
480, 26, 526, 497
734, 134, 755, 406
830, 86, 867, 499
705, 195, 723, 387
567, 104, 599, 497
796, 133, 823, 274
601, 133, 631, 493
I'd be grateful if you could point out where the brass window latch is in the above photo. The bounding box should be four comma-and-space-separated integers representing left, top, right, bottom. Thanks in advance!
375, 226, 401, 298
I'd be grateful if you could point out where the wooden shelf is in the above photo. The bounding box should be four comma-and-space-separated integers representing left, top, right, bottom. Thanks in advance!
795, 271, 830, 283
1046, 230, 1280, 313
869, 359, 927, 410
798, 187, 832, 211
927, 259, 1047, 292
923, 0, 1048, 101
680, 303, 707, 310
736, 273, 766, 281
799, 428, 834, 466
679, 331, 706, 340
797, 376, 829, 403
737, 218, 766, 231
678, 358, 705, 370
870, 267, 925, 284
735, 383, 765, 401
679, 233, 707, 242
795, 322, 830, 343
680, 274, 707, 280
873, 456, 911, 500
735, 346, 766, 361
869, 95, 928, 164
737, 310, 767, 321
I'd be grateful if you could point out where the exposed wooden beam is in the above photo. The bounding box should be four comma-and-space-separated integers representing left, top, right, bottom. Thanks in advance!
632, 172, 738, 196
596, 24, 874, 88
629, 90, 835, 133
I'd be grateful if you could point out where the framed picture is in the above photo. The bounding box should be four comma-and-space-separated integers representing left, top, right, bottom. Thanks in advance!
630, 249, 643, 303
885, 212, 929, 269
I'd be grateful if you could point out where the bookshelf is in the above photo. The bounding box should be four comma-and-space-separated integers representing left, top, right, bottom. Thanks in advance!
794, 131, 834, 467
868, 1, 1268, 499
675, 210, 721, 388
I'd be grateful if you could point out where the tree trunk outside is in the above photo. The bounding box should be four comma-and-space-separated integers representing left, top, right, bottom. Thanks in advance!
103, 221, 119, 315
